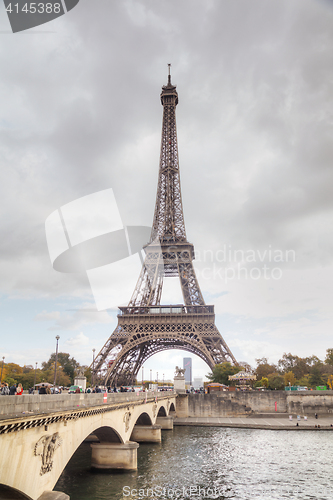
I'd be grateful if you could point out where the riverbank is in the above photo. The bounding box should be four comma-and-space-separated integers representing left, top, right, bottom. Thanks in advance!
174, 415, 333, 430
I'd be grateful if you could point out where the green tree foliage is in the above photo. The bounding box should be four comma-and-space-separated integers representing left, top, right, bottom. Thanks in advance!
308, 364, 324, 387
84, 366, 92, 386
325, 349, 333, 366
207, 362, 242, 385
278, 353, 310, 379
41, 364, 71, 387
42, 353, 80, 384
267, 373, 285, 390
296, 374, 310, 387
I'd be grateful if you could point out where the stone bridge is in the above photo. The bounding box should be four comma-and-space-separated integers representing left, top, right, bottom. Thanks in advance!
0, 392, 177, 500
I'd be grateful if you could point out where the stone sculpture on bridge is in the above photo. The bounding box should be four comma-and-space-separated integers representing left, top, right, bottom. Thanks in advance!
175, 366, 186, 377
34, 432, 62, 475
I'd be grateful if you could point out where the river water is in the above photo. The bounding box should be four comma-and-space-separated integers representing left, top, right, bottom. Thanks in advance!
55, 426, 333, 500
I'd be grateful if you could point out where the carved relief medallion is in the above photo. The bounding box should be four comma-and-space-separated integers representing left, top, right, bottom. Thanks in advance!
123, 411, 131, 432
34, 432, 62, 475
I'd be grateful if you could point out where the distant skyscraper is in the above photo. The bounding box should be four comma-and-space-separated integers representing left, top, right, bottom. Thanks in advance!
183, 357, 192, 384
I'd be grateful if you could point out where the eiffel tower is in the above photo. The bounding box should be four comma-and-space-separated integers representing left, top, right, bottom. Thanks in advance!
93, 66, 237, 386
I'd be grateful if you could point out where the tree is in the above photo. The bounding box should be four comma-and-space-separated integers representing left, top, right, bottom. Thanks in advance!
207, 362, 241, 385
327, 374, 333, 390
278, 353, 310, 379
267, 373, 284, 390
308, 365, 324, 388
325, 349, 333, 366
297, 374, 310, 388
42, 353, 80, 384
255, 358, 277, 380
83, 366, 92, 386
284, 371, 296, 386
3, 363, 23, 385
260, 377, 269, 388
237, 361, 253, 373
41, 364, 71, 387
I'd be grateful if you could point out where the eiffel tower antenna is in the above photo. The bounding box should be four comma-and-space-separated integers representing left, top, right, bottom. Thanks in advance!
92, 67, 237, 385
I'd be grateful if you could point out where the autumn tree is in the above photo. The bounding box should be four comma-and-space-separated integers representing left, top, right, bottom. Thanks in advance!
260, 377, 269, 388
284, 371, 296, 386
42, 353, 80, 384
278, 353, 310, 379
327, 374, 333, 390
255, 358, 277, 380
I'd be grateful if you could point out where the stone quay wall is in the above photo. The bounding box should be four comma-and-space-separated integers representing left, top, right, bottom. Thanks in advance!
187, 391, 333, 417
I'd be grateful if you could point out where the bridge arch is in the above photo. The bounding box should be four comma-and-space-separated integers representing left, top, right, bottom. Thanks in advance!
157, 406, 167, 417
92, 425, 123, 443
105, 343, 212, 385
0, 484, 32, 500
134, 412, 153, 426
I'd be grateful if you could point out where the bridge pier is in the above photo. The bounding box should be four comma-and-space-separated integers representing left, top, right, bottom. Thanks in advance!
156, 416, 173, 430
176, 394, 189, 417
130, 425, 162, 442
91, 441, 139, 470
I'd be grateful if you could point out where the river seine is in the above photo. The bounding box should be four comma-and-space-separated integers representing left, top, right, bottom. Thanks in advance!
55, 426, 333, 500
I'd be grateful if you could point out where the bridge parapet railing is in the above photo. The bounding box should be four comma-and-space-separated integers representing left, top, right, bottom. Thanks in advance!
0, 391, 175, 418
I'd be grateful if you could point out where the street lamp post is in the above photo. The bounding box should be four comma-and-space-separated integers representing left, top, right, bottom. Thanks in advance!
0, 356, 5, 384
150, 369, 152, 382
142, 366, 144, 387
53, 335, 60, 393
92, 349, 96, 388
33, 362, 38, 392
157, 372, 158, 384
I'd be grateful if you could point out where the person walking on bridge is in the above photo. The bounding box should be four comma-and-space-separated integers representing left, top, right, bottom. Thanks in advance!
9, 384, 16, 395
1, 383, 9, 395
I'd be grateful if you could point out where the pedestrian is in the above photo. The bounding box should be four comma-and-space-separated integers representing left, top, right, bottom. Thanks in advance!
1, 383, 9, 395
46, 385, 51, 394
75, 387, 80, 393
315, 412, 318, 419
9, 384, 17, 395
16, 383, 23, 395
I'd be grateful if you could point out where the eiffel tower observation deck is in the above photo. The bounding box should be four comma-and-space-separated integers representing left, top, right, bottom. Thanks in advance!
93, 66, 237, 386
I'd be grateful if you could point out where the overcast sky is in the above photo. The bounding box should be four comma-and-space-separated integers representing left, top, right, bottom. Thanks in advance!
0, 0, 333, 382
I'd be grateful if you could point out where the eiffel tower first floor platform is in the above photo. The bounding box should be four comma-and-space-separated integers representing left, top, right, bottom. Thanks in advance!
93, 305, 237, 386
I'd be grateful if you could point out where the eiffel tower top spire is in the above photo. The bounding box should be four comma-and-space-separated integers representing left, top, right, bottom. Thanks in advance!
150, 64, 185, 243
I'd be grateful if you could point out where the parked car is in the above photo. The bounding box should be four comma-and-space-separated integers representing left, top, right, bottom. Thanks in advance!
68, 385, 83, 393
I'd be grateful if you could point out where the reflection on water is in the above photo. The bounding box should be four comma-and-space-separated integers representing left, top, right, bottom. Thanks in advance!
55, 426, 333, 499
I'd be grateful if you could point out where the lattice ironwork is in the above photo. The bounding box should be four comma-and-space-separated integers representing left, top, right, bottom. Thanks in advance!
92, 66, 237, 385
